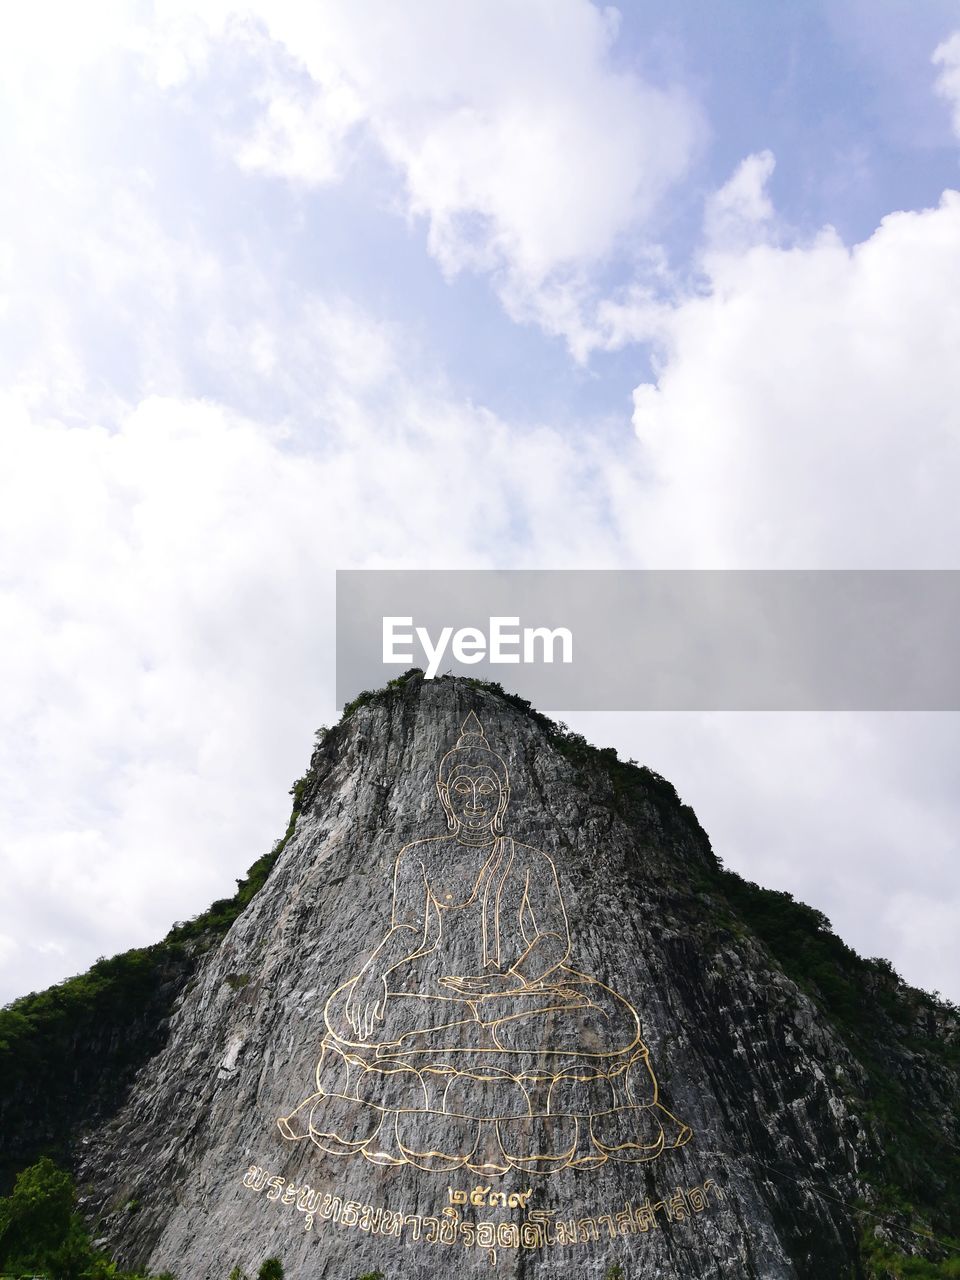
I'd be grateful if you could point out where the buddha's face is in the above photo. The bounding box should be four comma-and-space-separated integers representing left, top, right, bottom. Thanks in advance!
443, 764, 504, 835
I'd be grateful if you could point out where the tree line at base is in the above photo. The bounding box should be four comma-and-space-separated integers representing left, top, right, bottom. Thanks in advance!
0, 1158, 290, 1280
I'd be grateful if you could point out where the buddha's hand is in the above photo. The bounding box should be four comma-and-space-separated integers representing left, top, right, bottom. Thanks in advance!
441, 972, 528, 998
345, 971, 388, 1041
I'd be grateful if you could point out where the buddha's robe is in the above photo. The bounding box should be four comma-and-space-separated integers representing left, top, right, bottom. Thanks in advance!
324, 835, 642, 1070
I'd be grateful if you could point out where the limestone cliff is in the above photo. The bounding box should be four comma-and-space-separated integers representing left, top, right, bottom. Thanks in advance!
15, 674, 960, 1277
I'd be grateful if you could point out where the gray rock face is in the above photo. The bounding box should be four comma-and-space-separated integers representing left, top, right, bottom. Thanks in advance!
81, 677, 879, 1278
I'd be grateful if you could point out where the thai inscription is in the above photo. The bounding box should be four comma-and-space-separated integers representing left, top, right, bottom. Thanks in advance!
241, 1164, 726, 1262
448, 1185, 533, 1209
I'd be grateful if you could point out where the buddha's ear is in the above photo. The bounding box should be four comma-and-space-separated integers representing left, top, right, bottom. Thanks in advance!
437, 780, 457, 831
492, 785, 510, 834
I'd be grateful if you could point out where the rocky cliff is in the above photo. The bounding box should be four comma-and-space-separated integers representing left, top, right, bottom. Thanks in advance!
8, 672, 960, 1278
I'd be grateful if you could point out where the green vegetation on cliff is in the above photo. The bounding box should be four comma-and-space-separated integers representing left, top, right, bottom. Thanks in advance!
0, 1159, 293, 1280
0, 1157, 174, 1279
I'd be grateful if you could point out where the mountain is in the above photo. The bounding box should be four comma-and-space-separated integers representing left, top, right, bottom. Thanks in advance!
3, 671, 958, 1279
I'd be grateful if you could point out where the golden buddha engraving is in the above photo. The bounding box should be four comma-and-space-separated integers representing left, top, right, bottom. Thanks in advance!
277, 712, 692, 1175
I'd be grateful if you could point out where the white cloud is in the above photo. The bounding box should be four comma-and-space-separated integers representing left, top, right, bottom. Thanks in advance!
234, 86, 355, 186
933, 30, 960, 139
0, 310, 633, 1003
555, 150, 780, 362
0, 934, 18, 968
0, 17, 635, 1007
146, 0, 702, 353
3, 3, 960, 1017
581, 137, 960, 1001
703, 150, 777, 252
626, 188, 960, 568
0, 0, 132, 102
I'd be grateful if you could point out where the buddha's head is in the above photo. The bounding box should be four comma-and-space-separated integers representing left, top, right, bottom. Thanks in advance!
437, 711, 510, 839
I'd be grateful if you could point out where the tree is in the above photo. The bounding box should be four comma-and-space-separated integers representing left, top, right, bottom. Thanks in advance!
0, 1155, 77, 1266
46, 1216, 98, 1279
0, 1156, 173, 1279
257, 1259, 284, 1280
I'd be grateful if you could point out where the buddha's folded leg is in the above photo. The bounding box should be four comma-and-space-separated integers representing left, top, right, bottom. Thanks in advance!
659, 1103, 693, 1150
325, 979, 481, 1049
486, 974, 641, 1056
568, 1119, 606, 1168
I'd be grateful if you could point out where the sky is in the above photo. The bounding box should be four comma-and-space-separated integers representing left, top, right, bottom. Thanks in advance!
2, 0, 960, 1006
